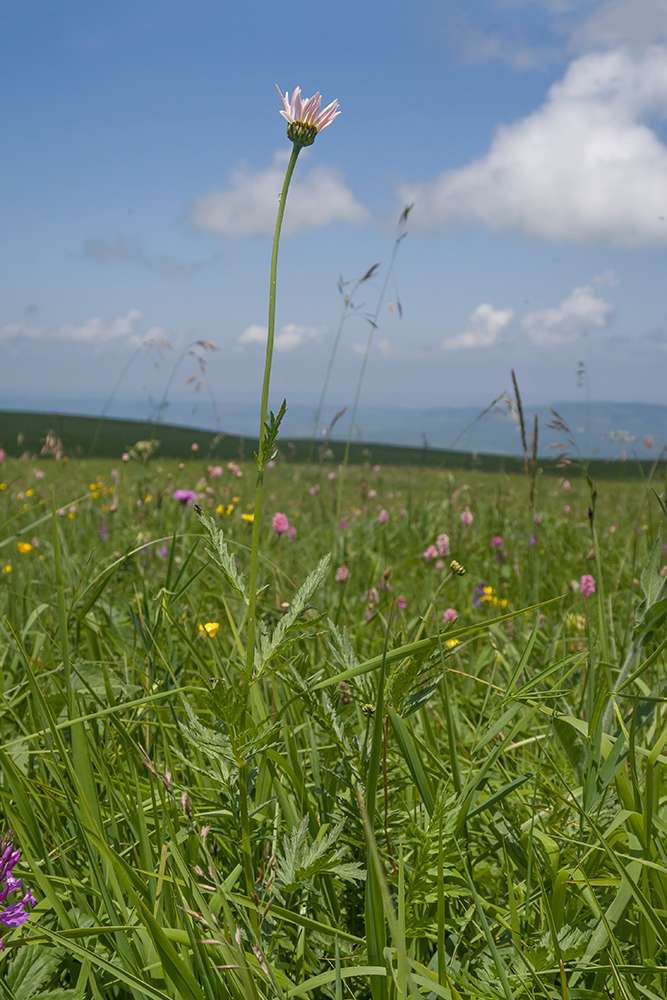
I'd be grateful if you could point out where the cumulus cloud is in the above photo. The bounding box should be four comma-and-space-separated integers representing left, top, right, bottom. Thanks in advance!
396, 46, 667, 247
0, 309, 145, 345
238, 322, 325, 351
189, 151, 369, 237
521, 285, 613, 346
442, 303, 514, 351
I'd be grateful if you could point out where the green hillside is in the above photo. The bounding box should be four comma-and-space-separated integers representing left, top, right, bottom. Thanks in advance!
0, 408, 662, 479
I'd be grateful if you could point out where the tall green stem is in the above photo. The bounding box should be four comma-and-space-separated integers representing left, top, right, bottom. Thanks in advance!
245, 143, 301, 678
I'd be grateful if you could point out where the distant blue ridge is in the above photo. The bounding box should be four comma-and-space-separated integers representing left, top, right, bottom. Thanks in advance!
1, 394, 664, 460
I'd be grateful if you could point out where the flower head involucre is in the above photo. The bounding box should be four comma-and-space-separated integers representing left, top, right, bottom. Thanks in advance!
277, 86, 340, 148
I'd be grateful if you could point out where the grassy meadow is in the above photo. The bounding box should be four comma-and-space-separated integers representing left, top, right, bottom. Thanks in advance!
0, 436, 666, 999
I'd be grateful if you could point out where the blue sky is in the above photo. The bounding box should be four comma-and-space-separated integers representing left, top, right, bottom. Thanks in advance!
2, 0, 667, 431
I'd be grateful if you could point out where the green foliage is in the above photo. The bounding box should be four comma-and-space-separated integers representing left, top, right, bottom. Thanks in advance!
1, 450, 667, 999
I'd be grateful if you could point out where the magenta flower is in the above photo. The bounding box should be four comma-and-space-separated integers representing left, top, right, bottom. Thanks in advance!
580, 574, 596, 599
277, 86, 340, 147
491, 536, 503, 549
423, 544, 439, 562
0, 834, 35, 949
378, 509, 389, 523
287, 526, 297, 539
436, 533, 450, 556
443, 608, 458, 623
273, 512, 289, 536
174, 489, 197, 506
563, 480, 571, 490
460, 508, 473, 526
0, 449, 5, 463
397, 595, 406, 610
335, 565, 349, 583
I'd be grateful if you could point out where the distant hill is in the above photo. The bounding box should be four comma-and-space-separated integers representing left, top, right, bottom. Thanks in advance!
1, 397, 664, 460
0, 407, 664, 480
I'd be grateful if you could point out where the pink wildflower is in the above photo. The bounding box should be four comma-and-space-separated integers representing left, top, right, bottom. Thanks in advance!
580, 574, 596, 599
277, 86, 340, 136
564, 505, 571, 514
335, 565, 349, 583
423, 545, 439, 561
460, 508, 473, 526
191, 443, 199, 452
491, 536, 503, 549
339, 682, 352, 706
0, 450, 5, 463
328, 472, 335, 480
273, 512, 289, 536
436, 533, 450, 556
443, 608, 458, 623
374, 465, 381, 472
378, 509, 389, 523
368, 489, 377, 499
122, 453, 130, 462
287, 526, 297, 539
338, 520, 349, 530
397, 595, 406, 609
563, 480, 571, 490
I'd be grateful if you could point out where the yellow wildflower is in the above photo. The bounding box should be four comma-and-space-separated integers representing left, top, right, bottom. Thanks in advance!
17, 542, 32, 554
198, 621, 220, 638
241, 513, 254, 522
216, 504, 224, 515
26, 489, 34, 497
232, 497, 240, 504
2, 565, 12, 574
445, 638, 459, 648
226, 504, 235, 515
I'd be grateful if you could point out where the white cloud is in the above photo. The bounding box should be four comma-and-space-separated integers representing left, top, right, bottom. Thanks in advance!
237, 322, 325, 351
592, 269, 620, 286
55, 309, 143, 344
189, 151, 369, 237
521, 284, 613, 345
238, 324, 268, 347
396, 47, 667, 247
0, 322, 45, 340
0, 309, 144, 345
442, 303, 514, 351
571, 0, 667, 52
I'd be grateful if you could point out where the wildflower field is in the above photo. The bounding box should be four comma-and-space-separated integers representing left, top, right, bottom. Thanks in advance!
0, 442, 666, 1000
